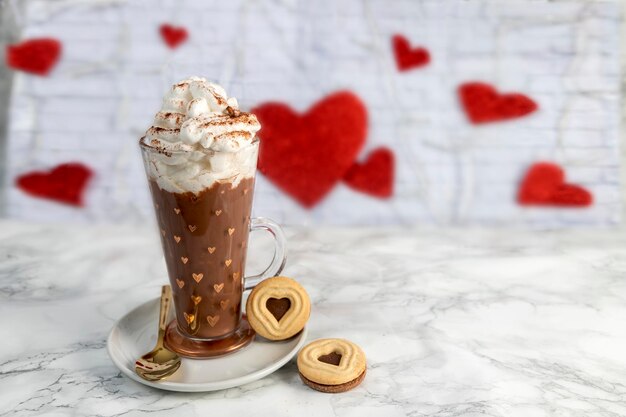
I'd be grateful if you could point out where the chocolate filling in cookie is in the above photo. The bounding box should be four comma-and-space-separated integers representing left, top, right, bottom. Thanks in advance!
318, 352, 342, 366
298, 369, 367, 394
266, 297, 291, 322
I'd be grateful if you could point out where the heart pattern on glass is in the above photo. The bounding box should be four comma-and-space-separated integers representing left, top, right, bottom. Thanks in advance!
183, 312, 195, 324
192, 273, 203, 283
206, 315, 220, 327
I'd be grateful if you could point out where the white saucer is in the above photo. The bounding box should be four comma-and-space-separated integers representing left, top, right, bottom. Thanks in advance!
107, 297, 308, 392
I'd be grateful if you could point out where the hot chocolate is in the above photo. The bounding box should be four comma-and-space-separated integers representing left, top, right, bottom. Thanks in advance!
150, 177, 254, 338
140, 77, 285, 357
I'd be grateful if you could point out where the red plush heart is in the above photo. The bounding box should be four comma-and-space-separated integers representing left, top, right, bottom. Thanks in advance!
459, 82, 538, 124
16, 163, 93, 207
392, 34, 430, 71
344, 148, 394, 198
518, 162, 592, 207
253, 91, 367, 208
6, 38, 62, 76
159, 24, 188, 49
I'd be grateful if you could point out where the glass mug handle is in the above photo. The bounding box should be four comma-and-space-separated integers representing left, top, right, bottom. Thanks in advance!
243, 217, 287, 291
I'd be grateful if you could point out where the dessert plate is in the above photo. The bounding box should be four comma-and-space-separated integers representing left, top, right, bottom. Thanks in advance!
107, 297, 307, 392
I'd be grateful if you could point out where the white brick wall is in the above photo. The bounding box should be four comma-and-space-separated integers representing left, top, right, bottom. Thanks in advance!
1, 0, 623, 226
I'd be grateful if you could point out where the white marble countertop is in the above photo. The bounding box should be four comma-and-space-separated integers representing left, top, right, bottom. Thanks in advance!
1, 220, 625, 416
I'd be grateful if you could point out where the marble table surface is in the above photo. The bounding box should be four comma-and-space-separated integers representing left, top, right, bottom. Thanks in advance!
1, 220, 625, 417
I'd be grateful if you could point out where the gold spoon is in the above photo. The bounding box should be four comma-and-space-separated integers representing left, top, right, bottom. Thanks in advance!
135, 285, 181, 381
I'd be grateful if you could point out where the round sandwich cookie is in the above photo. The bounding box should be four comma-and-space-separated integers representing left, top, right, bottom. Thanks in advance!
246, 276, 311, 341
297, 338, 366, 393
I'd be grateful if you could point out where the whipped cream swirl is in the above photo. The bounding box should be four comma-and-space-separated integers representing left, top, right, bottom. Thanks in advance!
140, 77, 261, 194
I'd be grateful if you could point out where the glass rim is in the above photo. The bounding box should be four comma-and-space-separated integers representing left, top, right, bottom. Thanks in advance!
139, 136, 259, 155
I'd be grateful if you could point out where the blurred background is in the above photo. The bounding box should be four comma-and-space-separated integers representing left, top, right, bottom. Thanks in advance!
0, 0, 622, 227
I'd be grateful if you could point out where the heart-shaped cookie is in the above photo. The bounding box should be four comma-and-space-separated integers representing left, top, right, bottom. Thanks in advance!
253, 91, 367, 208
246, 276, 311, 341
297, 338, 366, 392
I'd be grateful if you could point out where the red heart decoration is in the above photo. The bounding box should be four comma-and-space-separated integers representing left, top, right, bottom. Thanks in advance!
518, 162, 592, 207
6, 38, 62, 76
253, 91, 367, 208
16, 163, 93, 207
392, 34, 430, 72
344, 148, 394, 199
159, 24, 188, 49
459, 82, 538, 124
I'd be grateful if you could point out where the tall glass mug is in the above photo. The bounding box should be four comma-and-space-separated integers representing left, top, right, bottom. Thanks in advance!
140, 138, 286, 358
